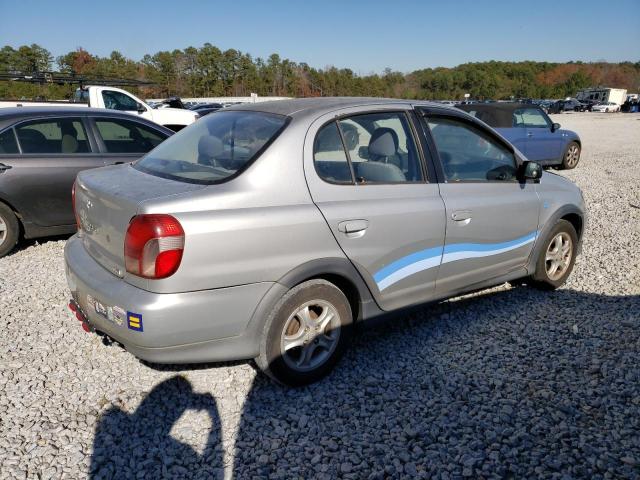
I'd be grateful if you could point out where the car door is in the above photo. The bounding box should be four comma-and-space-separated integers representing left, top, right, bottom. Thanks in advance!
517, 107, 563, 163
0, 116, 105, 227
420, 111, 540, 296
89, 116, 170, 164
304, 107, 446, 311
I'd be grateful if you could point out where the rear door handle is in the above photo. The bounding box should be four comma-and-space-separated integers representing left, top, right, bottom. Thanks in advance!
527, 132, 533, 137
451, 210, 472, 222
0, 163, 12, 172
338, 219, 369, 234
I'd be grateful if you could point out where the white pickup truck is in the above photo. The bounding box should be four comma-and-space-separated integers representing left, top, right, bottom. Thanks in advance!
0, 86, 198, 131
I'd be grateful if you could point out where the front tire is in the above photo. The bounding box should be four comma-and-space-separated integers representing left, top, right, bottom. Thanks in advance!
531, 219, 578, 290
561, 141, 581, 169
0, 202, 19, 258
256, 279, 353, 386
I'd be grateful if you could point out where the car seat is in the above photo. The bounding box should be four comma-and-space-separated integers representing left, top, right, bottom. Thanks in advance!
355, 128, 405, 182
60, 122, 79, 154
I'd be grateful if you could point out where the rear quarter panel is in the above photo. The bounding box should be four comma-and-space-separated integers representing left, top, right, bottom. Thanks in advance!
135, 120, 349, 294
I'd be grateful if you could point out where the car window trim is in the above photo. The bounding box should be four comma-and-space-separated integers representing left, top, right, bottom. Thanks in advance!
9, 116, 97, 155
0, 126, 22, 155
314, 109, 429, 186
418, 110, 520, 184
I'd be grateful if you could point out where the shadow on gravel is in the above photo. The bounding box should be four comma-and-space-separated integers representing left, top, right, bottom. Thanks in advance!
89, 376, 223, 479
233, 288, 640, 479
89, 288, 640, 479
6, 233, 72, 257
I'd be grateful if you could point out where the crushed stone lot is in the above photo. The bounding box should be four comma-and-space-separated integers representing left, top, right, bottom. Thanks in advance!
1, 112, 639, 479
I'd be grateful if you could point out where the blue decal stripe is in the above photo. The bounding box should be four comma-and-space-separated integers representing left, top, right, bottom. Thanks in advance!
374, 231, 538, 291
373, 246, 443, 283
442, 231, 537, 254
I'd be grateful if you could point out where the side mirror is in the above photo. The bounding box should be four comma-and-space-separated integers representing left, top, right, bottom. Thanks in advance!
520, 160, 542, 182
136, 102, 146, 114
551, 122, 561, 132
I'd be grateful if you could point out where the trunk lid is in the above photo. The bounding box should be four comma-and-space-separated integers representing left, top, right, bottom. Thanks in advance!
75, 164, 204, 277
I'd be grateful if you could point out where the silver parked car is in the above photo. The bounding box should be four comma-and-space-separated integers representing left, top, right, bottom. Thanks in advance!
65, 98, 586, 386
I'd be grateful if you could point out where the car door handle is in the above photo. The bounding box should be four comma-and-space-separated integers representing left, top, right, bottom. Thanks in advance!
451, 210, 472, 222
527, 132, 534, 137
0, 163, 12, 172
338, 219, 369, 234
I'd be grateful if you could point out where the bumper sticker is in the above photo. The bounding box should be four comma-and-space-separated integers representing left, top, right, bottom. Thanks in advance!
127, 312, 143, 332
112, 306, 126, 327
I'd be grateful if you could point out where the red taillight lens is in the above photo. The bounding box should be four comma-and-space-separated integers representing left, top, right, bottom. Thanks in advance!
72, 181, 81, 230
124, 214, 185, 279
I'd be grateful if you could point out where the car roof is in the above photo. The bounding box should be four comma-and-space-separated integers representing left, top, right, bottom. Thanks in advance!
0, 106, 173, 134
0, 106, 143, 120
225, 97, 447, 119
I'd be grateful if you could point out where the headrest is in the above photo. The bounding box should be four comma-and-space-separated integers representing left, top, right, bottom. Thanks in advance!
368, 128, 399, 157
198, 135, 223, 158
61, 134, 78, 153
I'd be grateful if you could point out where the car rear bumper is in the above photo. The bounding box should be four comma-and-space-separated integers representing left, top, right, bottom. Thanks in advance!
64, 234, 271, 363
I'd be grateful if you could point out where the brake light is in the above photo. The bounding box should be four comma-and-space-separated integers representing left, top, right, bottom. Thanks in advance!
72, 181, 81, 230
124, 214, 184, 279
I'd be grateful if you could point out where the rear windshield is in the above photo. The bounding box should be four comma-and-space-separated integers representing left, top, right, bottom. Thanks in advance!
134, 110, 288, 184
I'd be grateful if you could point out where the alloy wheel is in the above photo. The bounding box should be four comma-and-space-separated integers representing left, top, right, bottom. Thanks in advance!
0, 216, 6, 244
545, 232, 573, 281
565, 145, 579, 168
280, 299, 341, 373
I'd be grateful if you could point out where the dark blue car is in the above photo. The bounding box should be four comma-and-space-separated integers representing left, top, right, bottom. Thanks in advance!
457, 103, 581, 169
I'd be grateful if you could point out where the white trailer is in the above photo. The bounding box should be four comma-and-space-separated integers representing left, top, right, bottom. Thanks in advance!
576, 87, 628, 106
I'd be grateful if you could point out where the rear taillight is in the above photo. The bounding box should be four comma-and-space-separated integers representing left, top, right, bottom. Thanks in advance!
124, 214, 185, 279
72, 181, 81, 230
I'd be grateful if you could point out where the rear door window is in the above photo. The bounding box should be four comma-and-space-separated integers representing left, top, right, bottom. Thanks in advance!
313, 111, 424, 185
134, 110, 288, 184
313, 122, 353, 184
15, 118, 90, 154
341, 112, 423, 183
95, 118, 168, 154
0, 128, 19, 154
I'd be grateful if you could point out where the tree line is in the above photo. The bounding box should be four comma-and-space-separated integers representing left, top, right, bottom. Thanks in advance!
1, 43, 639, 101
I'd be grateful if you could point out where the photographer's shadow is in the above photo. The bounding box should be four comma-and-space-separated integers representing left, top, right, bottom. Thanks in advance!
89, 376, 223, 480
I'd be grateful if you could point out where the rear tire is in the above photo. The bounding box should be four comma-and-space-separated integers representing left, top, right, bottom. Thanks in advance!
256, 279, 353, 387
0, 202, 19, 258
561, 141, 580, 169
530, 219, 578, 290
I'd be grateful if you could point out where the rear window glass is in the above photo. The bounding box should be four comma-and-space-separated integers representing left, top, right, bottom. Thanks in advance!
134, 111, 288, 184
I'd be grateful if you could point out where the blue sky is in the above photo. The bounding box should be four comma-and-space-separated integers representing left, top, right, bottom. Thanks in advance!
1, 0, 638, 73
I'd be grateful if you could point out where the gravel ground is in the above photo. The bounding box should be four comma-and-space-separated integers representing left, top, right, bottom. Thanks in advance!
1, 112, 639, 479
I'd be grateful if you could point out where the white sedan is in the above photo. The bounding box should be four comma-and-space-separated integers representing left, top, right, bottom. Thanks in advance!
592, 102, 620, 113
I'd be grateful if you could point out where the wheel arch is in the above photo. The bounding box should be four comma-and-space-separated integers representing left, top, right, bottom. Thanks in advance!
276, 258, 380, 323
527, 205, 585, 274
0, 195, 25, 236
